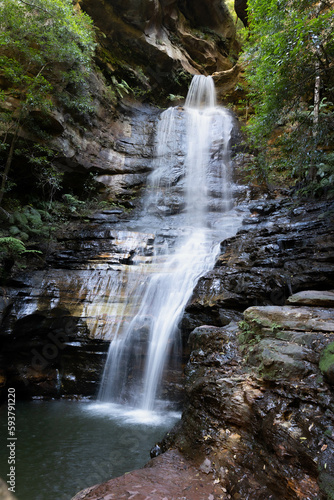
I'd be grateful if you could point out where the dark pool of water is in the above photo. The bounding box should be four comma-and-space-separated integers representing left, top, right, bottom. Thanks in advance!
0, 400, 180, 500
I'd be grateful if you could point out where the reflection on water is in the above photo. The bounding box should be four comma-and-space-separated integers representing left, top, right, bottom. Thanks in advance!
0, 400, 180, 500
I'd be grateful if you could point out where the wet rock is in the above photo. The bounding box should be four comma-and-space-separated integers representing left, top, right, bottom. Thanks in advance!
71, 449, 224, 500
186, 199, 334, 327
0, 306, 108, 399
0, 220, 180, 401
164, 295, 334, 499
95, 173, 147, 197
287, 289, 334, 307
150, 443, 162, 458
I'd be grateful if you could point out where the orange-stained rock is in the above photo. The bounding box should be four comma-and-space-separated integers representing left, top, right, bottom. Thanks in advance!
71, 449, 226, 500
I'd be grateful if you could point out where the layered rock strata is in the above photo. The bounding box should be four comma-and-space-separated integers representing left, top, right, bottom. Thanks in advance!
182, 198, 334, 337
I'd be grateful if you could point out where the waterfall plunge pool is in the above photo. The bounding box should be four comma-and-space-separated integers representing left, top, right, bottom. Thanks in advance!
0, 400, 180, 500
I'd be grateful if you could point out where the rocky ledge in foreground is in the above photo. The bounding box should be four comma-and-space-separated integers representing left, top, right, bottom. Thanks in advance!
73, 290, 334, 499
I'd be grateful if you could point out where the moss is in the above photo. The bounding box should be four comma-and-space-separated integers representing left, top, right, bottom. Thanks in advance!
24, 206, 43, 228
319, 472, 334, 500
319, 342, 334, 374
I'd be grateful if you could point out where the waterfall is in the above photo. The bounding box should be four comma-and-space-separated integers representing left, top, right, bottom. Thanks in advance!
97, 75, 240, 415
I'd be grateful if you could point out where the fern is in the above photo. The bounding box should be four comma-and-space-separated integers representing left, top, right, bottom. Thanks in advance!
0, 237, 42, 258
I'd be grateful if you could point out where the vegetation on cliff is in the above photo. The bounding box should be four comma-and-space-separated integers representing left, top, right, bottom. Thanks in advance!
0, 0, 96, 206
242, 0, 334, 195
0, 0, 100, 274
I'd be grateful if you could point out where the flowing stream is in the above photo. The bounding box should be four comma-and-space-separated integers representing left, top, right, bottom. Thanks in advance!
97, 75, 242, 414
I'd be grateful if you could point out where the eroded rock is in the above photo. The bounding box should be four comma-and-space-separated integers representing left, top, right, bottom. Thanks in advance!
287, 290, 334, 307
81, 0, 238, 88
164, 295, 334, 499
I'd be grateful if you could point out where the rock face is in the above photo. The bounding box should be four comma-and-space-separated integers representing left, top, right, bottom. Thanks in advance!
163, 200, 334, 499
0, 99, 243, 402
0, 212, 159, 399
182, 198, 334, 336
1, 0, 242, 207
72, 294, 334, 499
167, 291, 334, 499
81, 0, 239, 97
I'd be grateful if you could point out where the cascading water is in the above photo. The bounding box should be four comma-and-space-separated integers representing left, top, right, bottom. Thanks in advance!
97, 75, 241, 415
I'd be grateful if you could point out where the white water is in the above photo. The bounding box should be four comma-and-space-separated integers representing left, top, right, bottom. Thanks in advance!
97, 75, 241, 415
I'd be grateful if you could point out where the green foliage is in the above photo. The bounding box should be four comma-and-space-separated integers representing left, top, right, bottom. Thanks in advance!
0, 236, 42, 260
0, 0, 96, 114
0, 0, 96, 205
0, 237, 27, 257
168, 94, 184, 102
238, 320, 258, 344
242, 0, 334, 194
319, 342, 334, 375
8, 205, 53, 240
62, 193, 85, 213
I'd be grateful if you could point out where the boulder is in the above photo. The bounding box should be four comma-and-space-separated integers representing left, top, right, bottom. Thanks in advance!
244, 305, 334, 332
287, 290, 334, 307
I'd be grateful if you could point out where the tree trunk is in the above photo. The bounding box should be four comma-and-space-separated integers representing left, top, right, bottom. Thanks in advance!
0, 122, 19, 206
313, 60, 321, 134
309, 1, 324, 181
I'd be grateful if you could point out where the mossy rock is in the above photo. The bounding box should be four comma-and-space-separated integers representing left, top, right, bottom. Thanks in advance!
37, 209, 53, 222
319, 342, 334, 385
26, 213, 43, 228
319, 472, 334, 500
7, 207, 51, 241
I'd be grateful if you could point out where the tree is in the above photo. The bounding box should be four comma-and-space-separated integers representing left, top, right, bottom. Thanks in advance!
242, 0, 334, 192
0, 0, 96, 205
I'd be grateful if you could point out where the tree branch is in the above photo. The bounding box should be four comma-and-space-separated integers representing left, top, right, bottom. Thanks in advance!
18, 0, 50, 15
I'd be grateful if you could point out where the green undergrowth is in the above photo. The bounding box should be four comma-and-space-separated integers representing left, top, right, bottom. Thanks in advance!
319, 342, 334, 375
